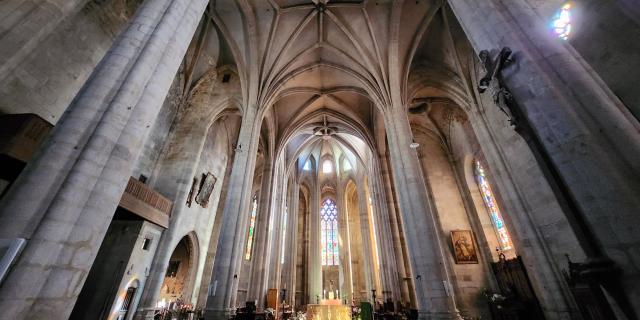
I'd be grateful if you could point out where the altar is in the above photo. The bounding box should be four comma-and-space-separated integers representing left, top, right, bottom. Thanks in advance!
306, 304, 350, 320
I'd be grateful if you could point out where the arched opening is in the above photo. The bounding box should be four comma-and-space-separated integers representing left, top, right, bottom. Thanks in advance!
473, 160, 514, 253
345, 180, 366, 302
245, 194, 259, 261
115, 280, 140, 320
158, 235, 198, 308
321, 198, 339, 267
321, 197, 340, 301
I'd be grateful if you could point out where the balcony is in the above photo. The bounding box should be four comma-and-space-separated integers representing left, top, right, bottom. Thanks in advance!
119, 177, 172, 228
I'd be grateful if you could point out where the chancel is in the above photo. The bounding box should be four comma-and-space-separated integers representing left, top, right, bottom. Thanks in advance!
0, 1, 639, 320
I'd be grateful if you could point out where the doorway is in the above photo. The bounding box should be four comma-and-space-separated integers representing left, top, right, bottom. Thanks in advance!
158, 235, 198, 308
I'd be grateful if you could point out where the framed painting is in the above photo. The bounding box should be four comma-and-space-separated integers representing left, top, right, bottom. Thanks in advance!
451, 230, 479, 264
186, 176, 198, 207
195, 172, 216, 208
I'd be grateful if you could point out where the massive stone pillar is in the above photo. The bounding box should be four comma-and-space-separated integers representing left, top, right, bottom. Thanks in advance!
308, 180, 322, 303
266, 170, 286, 291
204, 107, 262, 319
336, 177, 352, 303
355, 174, 376, 302
295, 182, 310, 305
196, 153, 235, 308
384, 106, 459, 319
379, 154, 414, 305
283, 177, 300, 306
0, 0, 208, 318
247, 154, 276, 308
448, 1, 640, 316
368, 164, 402, 303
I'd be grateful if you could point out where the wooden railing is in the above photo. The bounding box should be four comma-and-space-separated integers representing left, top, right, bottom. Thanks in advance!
119, 177, 172, 228
0, 113, 52, 162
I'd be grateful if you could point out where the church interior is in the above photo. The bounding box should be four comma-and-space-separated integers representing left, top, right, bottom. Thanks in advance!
0, 1, 639, 320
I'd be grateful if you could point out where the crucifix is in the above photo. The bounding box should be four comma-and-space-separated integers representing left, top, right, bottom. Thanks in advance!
478, 47, 518, 128
478, 47, 637, 320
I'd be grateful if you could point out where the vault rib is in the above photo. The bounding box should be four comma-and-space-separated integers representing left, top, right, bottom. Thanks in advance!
362, 7, 391, 107
324, 9, 383, 91
257, 3, 281, 100
262, 8, 318, 101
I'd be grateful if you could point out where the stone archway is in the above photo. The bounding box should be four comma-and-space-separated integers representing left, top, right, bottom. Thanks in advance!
158, 234, 199, 308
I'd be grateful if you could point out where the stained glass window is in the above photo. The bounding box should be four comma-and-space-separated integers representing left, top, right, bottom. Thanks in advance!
321, 198, 339, 265
343, 160, 352, 171
323, 160, 333, 173
552, 3, 572, 40
474, 161, 514, 251
303, 160, 311, 171
245, 196, 258, 260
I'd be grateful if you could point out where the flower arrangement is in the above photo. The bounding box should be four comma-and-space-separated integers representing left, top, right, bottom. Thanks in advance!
294, 311, 307, 320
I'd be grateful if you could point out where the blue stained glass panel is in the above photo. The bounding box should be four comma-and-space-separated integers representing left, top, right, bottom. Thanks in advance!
475, 161, 514, 251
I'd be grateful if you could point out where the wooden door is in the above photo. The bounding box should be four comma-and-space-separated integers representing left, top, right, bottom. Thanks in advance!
267, 288, 279, 310
490, 255, 545, 320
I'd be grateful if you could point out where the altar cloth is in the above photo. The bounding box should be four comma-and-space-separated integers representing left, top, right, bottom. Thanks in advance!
306, 304, 350, 320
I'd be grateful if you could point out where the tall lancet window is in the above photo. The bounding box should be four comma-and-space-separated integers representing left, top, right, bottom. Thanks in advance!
245, 195, 258, 260
323, 160, 333, 173
321, 198, 339, 265
474, 161, 514, 251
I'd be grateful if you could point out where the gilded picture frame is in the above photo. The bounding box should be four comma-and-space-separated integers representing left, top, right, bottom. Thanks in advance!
450, 230, 479, 264
195, 172, 216, 208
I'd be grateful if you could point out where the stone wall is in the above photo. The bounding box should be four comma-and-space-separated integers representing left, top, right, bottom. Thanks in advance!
523, 0, 640, 120
0, 0, 142, 123
132, 76, 183, 181
176, 119, 233, 304
413, 127, 492, 319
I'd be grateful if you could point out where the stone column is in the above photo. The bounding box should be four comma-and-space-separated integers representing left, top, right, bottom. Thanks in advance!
285, 180, 300, 306
384, 106, 459, 319
448, 0, 640, 315
336, 177, 352, 303
0, 0, 208, 318
380, 153, 415, 306
308, 179, 322, 303
368, 164, 402, 303
345, 179, 365, 300
266, 172, 286, 291
264, 161, 285, 291
196, 153, 235, 308
247, 154, 276, 309
355, 174, 375, 302
364, 178, 385, 296
204, 107, 262, 319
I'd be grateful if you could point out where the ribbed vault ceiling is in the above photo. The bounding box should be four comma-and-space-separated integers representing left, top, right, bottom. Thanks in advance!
208, 0, 462, 168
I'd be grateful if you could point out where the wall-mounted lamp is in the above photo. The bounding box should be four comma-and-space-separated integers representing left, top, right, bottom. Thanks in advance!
410, 140, 420, 149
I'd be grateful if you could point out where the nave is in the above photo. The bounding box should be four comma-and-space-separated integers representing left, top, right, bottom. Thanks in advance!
0, 1, 639, 320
